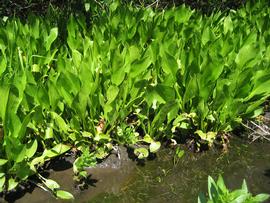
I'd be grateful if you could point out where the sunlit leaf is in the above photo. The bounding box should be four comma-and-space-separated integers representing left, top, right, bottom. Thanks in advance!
0, 173, 5, 192
8, 178, 18, 191
134, 148, 149, 159
43, 178, 60, 190
149, 141, 161, 153
25, 139, 38, 159
143, 134, 154, 144
0, 159, 8, 166
55, 190, 74, 200
45, 27, 58, 51
106, 85, 119, 104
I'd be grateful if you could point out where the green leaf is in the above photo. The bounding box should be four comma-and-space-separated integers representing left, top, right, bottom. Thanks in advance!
235, 44, 257, 69
127, 46, 141, 64
51, 112, 69, 133
149, 141, 161, 153
5, 137, 26, 163
217, 175, 228, 194
8, 178, 18, 191
106, 85, 119, 104
94, 133, 111, 142
145, 84, 175, 106
202, 27, 211, 45
143, 134, 154, 144
24, 139, 38, 159
183, 76, 198, 105
67, 15, 78, 39
45, 27, 58, 51
14, 162, 33, 180
201, 59, 224, 85
161, 52, 178, 76
85, 3, 90, 12
0, 54, 7, 76
224, 15, 233, 34
111, 67, 126, 86
0, 159, 8, 166
43, 178, 60, 190
45, 124, 54, 139
208, 176, 218, 200
198, 193, 207, 203
241, 179, 248, 193
175, 148, 185, 158
130, 54, 152, 78
195, 130, 216, 143
82, 131, 93, 138
55, 190, 74, 200
43, 144, 71, 159
18, 109, 36, 140
0, 85, 10, 122
72, 49, 82, 67
245, 80, 270, 101
0, 173, 5, 192
175, 5, 193, 24
152, 101, 177, 131
134, 148, 149, 159
252, 194, 270, 202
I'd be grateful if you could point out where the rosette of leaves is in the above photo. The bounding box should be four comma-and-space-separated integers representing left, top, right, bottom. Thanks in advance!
198, 176, 270, 203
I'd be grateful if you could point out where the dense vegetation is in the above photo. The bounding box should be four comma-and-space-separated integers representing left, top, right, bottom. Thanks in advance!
0, 0, 270, 200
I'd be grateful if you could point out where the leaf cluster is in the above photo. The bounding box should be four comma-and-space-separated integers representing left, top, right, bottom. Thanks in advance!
198, 176, 270, 203
0, 0, 270, 199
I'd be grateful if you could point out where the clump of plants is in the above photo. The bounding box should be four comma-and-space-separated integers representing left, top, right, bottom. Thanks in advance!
198, 176, 270, 203
0, 0, 270, 200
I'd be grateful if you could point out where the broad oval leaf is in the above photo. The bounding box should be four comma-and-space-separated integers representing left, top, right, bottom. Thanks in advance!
55, 190, 74, 200
149, 141, 161, 153
134, 148, 149, 159
143, 134, 154, 144
25, 139, 38, 159
8, 178, 18, 191
43, 178, 60, 190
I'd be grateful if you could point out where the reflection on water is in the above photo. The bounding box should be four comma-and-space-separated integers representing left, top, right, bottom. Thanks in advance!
89, 138, 270, 203
13, 138, 270, 203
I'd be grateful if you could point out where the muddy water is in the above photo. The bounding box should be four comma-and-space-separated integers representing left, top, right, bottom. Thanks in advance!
89, 138, 270, 203
8, 138, 270, 203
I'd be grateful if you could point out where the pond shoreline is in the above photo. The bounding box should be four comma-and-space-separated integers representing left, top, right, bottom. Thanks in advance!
1, 136, 270, 203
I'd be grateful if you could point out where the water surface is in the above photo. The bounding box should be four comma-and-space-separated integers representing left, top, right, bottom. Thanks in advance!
9, 138, 270, 203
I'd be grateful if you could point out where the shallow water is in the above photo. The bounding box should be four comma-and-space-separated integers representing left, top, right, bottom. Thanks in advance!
89, 139, 270, 203
7, 138, 270, 203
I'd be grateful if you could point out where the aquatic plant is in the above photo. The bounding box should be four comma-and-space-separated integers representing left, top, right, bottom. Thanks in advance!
198, 176, 270, 203
0, 0, 270, 199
